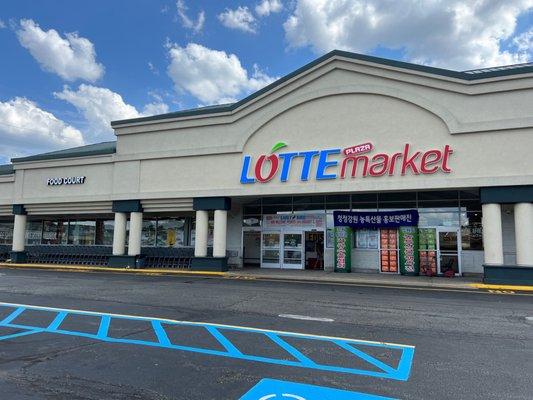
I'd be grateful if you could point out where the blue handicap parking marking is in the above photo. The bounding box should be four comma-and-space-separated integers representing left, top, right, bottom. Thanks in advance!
239, 379, 396, 400
0, 302, 414, 381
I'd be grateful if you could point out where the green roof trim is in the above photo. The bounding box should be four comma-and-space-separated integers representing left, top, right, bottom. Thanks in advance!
11, 141, 116, 163
0, 164, 14, 175
111, 50, 533, 127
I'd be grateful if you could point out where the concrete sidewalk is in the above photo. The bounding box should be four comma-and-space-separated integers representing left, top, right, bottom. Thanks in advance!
227, 268, 483, 290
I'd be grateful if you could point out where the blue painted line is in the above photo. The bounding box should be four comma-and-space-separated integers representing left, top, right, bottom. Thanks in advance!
206, 326, 242, 356
97, 315, 111, 339
0, 303, 415, 381
0, 328, 43, 341
152, 321, 171, 346
47, 311, 68, 331
335, 340, 396, 375
395, 345, 415, 380
265, 332, 316, 366
0, 306, 25, 325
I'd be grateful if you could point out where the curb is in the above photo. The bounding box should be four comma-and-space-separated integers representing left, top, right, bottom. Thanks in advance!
226, 273, 479, 292
468, 283, 533, 292
0, 263, 228, 277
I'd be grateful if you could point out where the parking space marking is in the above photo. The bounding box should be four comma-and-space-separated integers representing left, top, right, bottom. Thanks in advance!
0, 302, 415, 381
278, 314, 335, 322
240, 378, 395, 400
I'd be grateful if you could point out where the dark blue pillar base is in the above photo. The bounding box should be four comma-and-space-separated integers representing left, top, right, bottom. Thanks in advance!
191, 257, 228, 272
483, 264, 533, 285
108, 255, 144, 269
10, 251, 27, 263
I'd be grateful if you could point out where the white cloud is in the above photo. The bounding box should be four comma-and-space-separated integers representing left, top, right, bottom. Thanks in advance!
284, 0, 533, 70
142, 102, 170, 116
16, 19, 104, 82
218, 6, 257, 33
176, 0, 205, 33
166, 43, 277, 104
0, 97, 84, 160
54, 84, 168, 140
0, 19, 6, 29
256, 0, 283, 17
512, 29, 533, 54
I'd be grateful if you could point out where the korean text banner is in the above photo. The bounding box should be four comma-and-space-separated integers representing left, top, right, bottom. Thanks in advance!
333, 210, 419, 229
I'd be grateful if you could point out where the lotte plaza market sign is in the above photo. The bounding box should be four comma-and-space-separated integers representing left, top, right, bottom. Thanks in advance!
240, 141, 453, 184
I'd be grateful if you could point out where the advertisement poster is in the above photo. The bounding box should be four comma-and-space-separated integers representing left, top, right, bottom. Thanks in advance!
334, 226, 352, 273
380, 229, 398, 273
419, 228, 437, 276
399, 227, 420, 275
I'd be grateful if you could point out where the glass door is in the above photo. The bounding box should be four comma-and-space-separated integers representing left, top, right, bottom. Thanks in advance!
261, 231, 281, 268
282, 232, 304, 269
437, 228, 461, 275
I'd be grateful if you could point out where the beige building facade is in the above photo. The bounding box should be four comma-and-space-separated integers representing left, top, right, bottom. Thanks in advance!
1, 51, 532, 283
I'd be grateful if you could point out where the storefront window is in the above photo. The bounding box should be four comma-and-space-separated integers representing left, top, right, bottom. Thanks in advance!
461, 211, 483, 250
95, 220, 114, 245
326, 194, 350, 210
42, 220, 68, 244
68, 220, 96, 245
141, 219, 157, 246
26, 221, 42, 245
156, 218, 185, 247
355, 229, 379, 249
0, 222, 13, 244
418, 209, 460, 227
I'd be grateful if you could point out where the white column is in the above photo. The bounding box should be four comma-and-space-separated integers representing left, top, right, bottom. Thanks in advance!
482, 203, 504, 265
514, 202, 533, 266
128, 212, 143, 256
12, 214, 27, 252
194, 210, 209, 257
112, 212, 127, 256
213, 209, 228, 258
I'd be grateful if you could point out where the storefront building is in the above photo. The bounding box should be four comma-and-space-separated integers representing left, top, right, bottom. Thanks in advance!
0, 51, 532, 284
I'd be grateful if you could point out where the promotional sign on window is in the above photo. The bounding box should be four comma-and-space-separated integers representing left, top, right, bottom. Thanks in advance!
333, 210, 419, 229
263, 214, 325, 229
399, 226, 420, 275
380, 229, 398, 273
419, 228, 437, 276
334, 226, 352, 273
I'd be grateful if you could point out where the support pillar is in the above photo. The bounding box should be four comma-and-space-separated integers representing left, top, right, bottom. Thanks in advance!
194, 210, 209, 257
112, 212, 127, 256
10, 205, 27, 263
128, 212, 143, 257
514, 202, 533, 266
191, 197, 231, 271
481, 203, 504, 265
213, 209, 228, 258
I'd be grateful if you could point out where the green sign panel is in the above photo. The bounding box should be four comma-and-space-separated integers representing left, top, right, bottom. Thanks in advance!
399, 226, 419, 275
334, 226, 352, 273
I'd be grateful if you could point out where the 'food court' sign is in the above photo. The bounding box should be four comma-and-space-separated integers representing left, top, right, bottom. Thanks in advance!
47, 176, 86, 186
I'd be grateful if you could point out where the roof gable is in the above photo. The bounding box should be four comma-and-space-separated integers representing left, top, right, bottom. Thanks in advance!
111, 50, 533, 127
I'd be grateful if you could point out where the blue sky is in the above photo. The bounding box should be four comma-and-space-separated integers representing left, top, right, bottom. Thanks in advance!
0, 0, 531, 164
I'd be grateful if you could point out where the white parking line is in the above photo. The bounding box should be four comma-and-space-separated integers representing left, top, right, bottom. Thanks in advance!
278, 314, 334, 322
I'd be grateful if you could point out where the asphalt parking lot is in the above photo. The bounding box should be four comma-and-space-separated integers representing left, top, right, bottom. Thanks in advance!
0, 268, 531, 399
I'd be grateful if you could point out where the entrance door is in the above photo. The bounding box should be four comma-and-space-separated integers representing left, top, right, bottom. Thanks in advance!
242, 230, 261, 267
261, 231, 281, 268
437, 228, 461, 275
282, 232, 304, 269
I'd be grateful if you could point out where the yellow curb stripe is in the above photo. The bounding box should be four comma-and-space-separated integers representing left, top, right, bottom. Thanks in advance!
0, 262, 227, 277
469, 283, 533, 292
